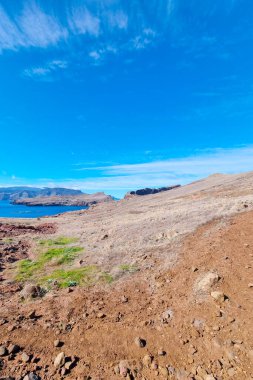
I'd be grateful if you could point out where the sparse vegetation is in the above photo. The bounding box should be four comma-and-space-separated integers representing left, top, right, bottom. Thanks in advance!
40, 267, 97, 288
119, 264, 139, 273
39, 236, 78, 246
16, 237, 83, 282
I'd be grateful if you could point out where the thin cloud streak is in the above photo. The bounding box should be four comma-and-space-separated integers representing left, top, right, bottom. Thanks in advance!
1, 146, 253, 197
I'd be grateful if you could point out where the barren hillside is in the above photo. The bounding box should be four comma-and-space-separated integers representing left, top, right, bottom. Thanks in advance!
0, 172, 253, 380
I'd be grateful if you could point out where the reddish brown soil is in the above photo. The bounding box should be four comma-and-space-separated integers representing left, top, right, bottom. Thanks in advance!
0, 223, 56, 238
0, 211, 253, 379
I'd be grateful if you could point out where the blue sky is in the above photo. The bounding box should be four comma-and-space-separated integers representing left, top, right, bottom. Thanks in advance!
0, 0, 253, 197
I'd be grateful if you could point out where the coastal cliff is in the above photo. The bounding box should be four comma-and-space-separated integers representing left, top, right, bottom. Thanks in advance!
12, 192, 114, 207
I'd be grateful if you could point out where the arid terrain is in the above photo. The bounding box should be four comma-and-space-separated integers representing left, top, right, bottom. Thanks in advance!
12, 192, 114, 207
0, 172, 253, 380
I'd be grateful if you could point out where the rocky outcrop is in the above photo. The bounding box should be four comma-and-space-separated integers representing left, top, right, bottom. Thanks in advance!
0, 187, 82, 201
12, 192, 114, 207
124, 185, 181, 199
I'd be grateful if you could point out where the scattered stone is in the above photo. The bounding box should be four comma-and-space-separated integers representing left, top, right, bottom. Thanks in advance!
215, 310, 222, 317
211, 291, 226, 302
205, 375, 216, 380
61, 367, 67, 376
0, 345, 7, 356
22, 352, 30, 363
97, 312, 106, 319
188, 345, 197, 355
54, 352, 65, 368
159, 367, 169, 376
20, 284, 44, 299
8, 344, 20, 354
121, 295, 128, 303
134, 337, 146, 348
54, 339, 61, 348
142, 354, 153, 367
118, 360, 129, 377
227, 367, 236, 377
23, 372, 40, 380
151, 362, 158, 370
7, 325, 16, 332
161, 308, 173, 323
28, 310, 37, 319
114, 365, 120, 375
195, 272, 220, 294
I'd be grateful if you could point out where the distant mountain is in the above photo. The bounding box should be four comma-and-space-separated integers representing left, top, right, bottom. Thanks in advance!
0, 187, 82, 201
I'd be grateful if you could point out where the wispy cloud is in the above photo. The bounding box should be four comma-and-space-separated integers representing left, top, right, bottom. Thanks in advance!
0, 3, 67, 53
23, 59, 68, 79
1, 146, 252, 197
68, 6, 100, 37
19, 3, 68, 48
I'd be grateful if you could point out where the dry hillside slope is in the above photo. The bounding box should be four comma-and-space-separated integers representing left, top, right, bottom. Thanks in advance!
0, 171, 253, 379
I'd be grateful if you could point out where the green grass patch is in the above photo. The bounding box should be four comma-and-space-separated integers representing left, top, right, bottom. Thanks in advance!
39, 236, 78, 246
40, 267, 97, 288
16, 245, 83, 282
41, 246, 83, 265
119, 264, 139, 273
16, 259, 44, 281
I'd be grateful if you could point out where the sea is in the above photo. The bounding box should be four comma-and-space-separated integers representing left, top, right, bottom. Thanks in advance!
0, 200, 88, 219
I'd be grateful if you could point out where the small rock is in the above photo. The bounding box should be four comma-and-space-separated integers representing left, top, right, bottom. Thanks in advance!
20, 284, 44, 299
158, 349, 166, 356
151, 362, 158, 370
227, 367, 235, 377
64, 361, 73, 370
7, 325, 16, 332
8, 344, 20, 354
54, 352, 65, 368
196, 272, 220, 294
142, 354, 153, 367
23, 373, 40, 380
54, 339, 61, 347
61, 367, 67, 376
134, 337, 146, 348
0, 345, 7, 356
161, 308, 173, 323
121, 295, 128, 303
211, 291, 226, 302
159, 367, 169, 376
248, 283, 253, 288
97, 312, 106, 319
22, 352, 30, 363
28, 310, 37, 319
205, 375, 216, 380
188, 345, 197, 355
118, 360, 129, 377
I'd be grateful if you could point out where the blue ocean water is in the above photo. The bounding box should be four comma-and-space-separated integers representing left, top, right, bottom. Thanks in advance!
0, 200, 87, 218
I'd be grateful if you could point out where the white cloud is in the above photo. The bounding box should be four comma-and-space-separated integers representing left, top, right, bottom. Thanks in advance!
71, 146, 253, 195
106, 10, 128, 30
24, 59, 68, 79
131, 28, 157, 50
2, 146, 252, 198
0, 3, 67, 52
19, 3, 68, 48
68, 7, 100, 36
0, 6, 25, 52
